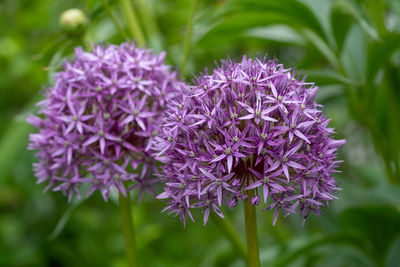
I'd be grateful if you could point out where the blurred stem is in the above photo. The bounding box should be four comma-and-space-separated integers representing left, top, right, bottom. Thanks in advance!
244, 190, 260, 267
32, 35, 66, 61
180, 0, 197, 78
119, 0, 145, 47
137, 0, 158, 36
211, 213, 247, 259
366, 0, 386, 36
83, 35, 94, 51
0, 120, 32, 180
136, 0, 163, 50
102, 0, 129, 39
49, 198, 84, 240
119, 192, 138, 267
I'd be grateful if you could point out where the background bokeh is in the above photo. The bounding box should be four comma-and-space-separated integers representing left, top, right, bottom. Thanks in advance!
1, 0, 400, 266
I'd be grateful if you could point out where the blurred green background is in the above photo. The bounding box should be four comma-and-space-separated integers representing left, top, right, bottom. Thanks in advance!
1, 0, 400, 266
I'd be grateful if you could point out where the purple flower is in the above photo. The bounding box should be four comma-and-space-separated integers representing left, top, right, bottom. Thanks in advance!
154, 56, 345, 226
28, 42, 183, 201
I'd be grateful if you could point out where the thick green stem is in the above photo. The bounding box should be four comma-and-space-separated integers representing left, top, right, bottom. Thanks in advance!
211, 213, 247, 259
119, 193, 138, 267
180, 0, 197, 78
119, 0, 146, 47
244, 190, 260, 267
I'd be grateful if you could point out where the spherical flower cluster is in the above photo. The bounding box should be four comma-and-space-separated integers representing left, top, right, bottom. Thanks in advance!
28, 42, 183, 201
155, 56, 345, 226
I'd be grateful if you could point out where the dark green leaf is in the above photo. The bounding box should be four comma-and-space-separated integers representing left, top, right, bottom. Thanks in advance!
339, 206, 400, 264
366, 33, 400, 82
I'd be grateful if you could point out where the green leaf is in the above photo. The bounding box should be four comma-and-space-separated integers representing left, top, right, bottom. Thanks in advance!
244, 25, 306, 46
332, 0, 380, 42
272, 234, 361, 267
48, 200, 83, 240
385, 236, 400, 267
388, 0, 400, 32
194, 0, 330, 46
340, 25, 367, 80
330, 1, 353, 52
48, 184, 90, 240
234, 0, 327, 40
339, 206, 400, 265
366, 33, 400, 83
305, 69, 358, 86
301, 28, 340, 69
0, 103, 37, 182
301, 0, 336, 49
192, 3, 236, 44
196, 12, 300, 46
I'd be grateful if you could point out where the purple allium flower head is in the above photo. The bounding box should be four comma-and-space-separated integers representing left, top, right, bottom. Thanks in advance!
154, 56, 345, 226
28, 42, 183, 201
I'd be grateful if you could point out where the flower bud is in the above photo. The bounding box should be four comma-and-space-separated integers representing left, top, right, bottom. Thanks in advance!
228, 197, 238, 208
59, 9, 88, 35
232, 178, 241, 187
251, 195, 260, 206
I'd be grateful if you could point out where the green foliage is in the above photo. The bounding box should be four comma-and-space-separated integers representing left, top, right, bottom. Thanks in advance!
0, 0, 399, 266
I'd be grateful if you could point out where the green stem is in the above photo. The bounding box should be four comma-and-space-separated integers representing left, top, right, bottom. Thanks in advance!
136, 0, 163, 51
137, 0, 158, 36
180, 0, 198, 78
211, 213, 247, 259
102, 0, 129, 39
244, 190, 260, 267
119, 192, 138, 267
118, 0, 146, 47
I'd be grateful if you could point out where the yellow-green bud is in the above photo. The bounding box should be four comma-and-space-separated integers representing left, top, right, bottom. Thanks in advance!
60, 9, 88, 35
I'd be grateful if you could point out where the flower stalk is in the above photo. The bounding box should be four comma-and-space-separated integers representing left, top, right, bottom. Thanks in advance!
136, 0, 163, 50
102, 0, 129, 39
180, 0, 197, 78
119, 192, 138, 267
119, 0, 145, 47
156, 54, 345, 231
244, 189, 260, 267
211, 213, 247, 259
